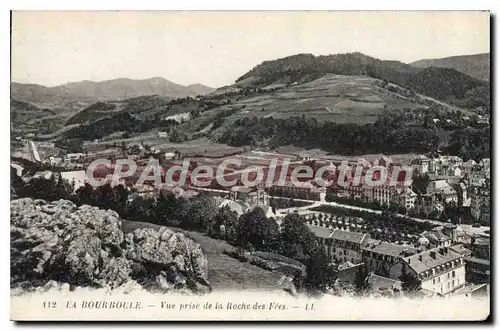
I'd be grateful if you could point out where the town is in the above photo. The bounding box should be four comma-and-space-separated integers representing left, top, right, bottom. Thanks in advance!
11, 135, 490, 299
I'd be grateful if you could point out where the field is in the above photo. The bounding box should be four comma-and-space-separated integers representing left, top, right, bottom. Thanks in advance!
122, 220, 285, 291
209, 74, 426, 127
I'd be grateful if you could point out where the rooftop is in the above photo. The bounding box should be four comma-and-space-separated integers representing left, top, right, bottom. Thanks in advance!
329, 229, 369, 244
465, 256, 490, 266
367, 274, 402, 292
405, 246, 462, 274
307, 224, 334, 239
230, 186, 254, 194
421, 230, 450, 243
362, 240, 416, 258
448, 244, 472, 257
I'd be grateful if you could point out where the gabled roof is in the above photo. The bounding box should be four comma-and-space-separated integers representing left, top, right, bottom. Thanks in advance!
404, 247, 462, 274
362, 240, 415, 258
307, 224, 334, 239
306, 225, 370, 244
329, 229, 369, 244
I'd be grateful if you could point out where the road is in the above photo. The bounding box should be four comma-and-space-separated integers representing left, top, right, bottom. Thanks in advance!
27, 140, 42, 163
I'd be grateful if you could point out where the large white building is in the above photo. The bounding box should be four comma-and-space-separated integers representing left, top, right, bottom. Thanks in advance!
389, 246, 466, 296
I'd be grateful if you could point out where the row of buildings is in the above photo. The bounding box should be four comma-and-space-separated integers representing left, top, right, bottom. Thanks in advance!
307, 222, 490, 297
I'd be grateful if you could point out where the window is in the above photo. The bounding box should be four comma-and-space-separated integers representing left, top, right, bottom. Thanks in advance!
438, 277, 440, 282
448, 273, 450, 279
433, 279, 436, 285
343, 249, 347, 255
452, 271, 456, 278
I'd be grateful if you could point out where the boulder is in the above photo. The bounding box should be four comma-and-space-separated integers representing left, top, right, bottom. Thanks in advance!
10, 198, 210, 294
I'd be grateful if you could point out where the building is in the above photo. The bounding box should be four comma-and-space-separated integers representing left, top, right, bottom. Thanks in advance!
218, 199, 251, 216
419, 230, 451, 248
411, 155, 430, 174
64, 153, 84, 163
366, 274, 402, 296
470, 178, 490, 223
389, 246, 466, 296
229, 185, 254, 201
307, 226, 370, 264
471, 237, 490, 260
429, 158, 443, 175
376, 156, 393, 168
426, 180, 458, 203
60, 170, 87, 192
362, 240, 417, 276
451, 283, 488, 299
464, 257, 490, 284
336, 262, 364, 284
164, 152, 177, 160
397, 187, 417, 210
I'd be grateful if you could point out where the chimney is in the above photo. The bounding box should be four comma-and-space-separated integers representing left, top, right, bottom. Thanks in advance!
418, 255, 423, 261
430, 251, 436, 259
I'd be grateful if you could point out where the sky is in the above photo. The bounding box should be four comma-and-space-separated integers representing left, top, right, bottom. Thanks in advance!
11, 11, 490, 88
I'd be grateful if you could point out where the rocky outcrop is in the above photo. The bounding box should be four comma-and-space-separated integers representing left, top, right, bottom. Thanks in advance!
10, 198, 210, 294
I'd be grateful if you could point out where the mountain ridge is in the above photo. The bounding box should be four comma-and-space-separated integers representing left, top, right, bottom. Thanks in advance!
11, 77, 215, 107
410, 53, 490, 82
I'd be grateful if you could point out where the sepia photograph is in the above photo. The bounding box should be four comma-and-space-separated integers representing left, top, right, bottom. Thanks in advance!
9, 10, 491, 321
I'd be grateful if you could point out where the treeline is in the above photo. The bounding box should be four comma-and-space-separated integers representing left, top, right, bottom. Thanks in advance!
444, 127, 491, 161
218, 113, 490, 161
308, 206, 435, 242
62, 112, 175, 142
218, 115, 438, 155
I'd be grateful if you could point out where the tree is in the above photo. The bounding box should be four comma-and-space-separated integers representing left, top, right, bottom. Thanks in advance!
209, 206, 239, 241
305, 246, 331, 293
278, 213, 318, 261
24, 173, 73, 201
399, 263, 422, 293
10, 166, 25, 198
236, 207, 280, 252
354, 268, 369, 295
154, 191, 188, 226
183, 194, 218, 230
126, 195, 157, 223
76, 183, 96, 206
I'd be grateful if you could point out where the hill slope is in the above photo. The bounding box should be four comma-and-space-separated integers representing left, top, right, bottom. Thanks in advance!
410, 53, 490, 82
11, 99, 66, 135
11, 77, 214, 107
235, 52, 489, 109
